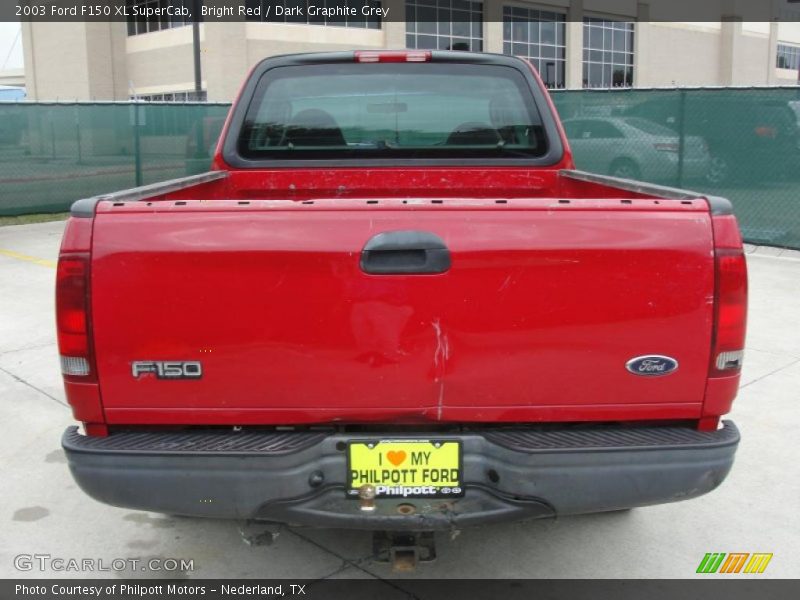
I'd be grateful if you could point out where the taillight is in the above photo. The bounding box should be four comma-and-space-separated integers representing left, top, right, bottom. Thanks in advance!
709, 216, 748, 378
355, 51, 431, 63
56, 255, 96, 382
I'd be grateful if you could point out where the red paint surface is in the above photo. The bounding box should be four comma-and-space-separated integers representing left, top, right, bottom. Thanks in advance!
88, 200, 715, 425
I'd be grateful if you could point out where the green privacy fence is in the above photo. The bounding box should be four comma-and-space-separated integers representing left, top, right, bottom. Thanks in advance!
0, 102, 230, 215
551, 87, 800, 249
2, 90, 800, 248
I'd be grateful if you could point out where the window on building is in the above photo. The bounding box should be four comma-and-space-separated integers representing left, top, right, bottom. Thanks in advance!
131, 91, 207, 102
406, 0, 483, 52
245, 0, 382, 29
502, 6, 565, 88
127, 91, 211, 138
777, 43, 800, 70
582, 18, 634, 88
126, 0, 193, 36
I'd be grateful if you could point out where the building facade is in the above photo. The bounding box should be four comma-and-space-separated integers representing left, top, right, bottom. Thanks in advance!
21, 0, 800, 102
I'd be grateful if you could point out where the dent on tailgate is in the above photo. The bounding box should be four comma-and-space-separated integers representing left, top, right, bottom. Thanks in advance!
89, 198, 714, 426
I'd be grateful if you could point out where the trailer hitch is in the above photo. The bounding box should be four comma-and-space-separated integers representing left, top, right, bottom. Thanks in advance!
372, 531, 437, 572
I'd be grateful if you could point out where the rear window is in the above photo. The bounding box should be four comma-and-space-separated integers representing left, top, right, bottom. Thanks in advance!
237, 63, 547, 160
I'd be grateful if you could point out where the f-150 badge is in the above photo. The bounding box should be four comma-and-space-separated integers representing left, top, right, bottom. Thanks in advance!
625, 355, 678, 376
132, 361, 202, 379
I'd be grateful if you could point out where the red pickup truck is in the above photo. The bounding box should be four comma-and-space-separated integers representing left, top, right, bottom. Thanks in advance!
59, 52, 746, 542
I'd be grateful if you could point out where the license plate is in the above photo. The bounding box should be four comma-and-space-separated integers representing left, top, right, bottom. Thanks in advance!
347, 440, 462, 499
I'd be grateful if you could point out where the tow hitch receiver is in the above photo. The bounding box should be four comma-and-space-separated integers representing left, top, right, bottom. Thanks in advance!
373, 531, 437, 572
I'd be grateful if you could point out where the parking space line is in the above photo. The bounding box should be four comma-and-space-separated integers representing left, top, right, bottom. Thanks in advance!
740, 357, 800, 389
0, 248, 57, 269
0, 365, 67, 408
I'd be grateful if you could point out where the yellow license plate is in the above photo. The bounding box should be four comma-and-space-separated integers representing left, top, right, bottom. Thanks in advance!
347, 440, 462, 498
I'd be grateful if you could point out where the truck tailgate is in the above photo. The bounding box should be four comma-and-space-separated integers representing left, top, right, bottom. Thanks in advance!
90, 198, 714, 425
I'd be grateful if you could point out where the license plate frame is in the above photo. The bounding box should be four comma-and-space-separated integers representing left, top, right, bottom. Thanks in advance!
346, 439, 463, 499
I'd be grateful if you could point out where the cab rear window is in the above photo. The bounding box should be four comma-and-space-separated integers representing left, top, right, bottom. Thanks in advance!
237, 62, 548, 160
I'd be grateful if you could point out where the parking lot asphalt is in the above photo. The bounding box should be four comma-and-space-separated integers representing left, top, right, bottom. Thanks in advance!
1, 219, 799, 581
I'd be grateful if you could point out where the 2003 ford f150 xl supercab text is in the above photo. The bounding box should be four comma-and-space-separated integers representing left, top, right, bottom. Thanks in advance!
58, 52, 747, 542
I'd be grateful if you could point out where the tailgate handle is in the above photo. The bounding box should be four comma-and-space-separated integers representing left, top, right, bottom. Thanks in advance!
360, 231, 451, 275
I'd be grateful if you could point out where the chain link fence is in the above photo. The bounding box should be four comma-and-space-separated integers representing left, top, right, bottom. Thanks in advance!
2, 90, 800, 248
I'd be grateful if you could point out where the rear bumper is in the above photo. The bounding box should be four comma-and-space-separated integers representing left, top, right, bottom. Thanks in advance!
63, 421, 739, 530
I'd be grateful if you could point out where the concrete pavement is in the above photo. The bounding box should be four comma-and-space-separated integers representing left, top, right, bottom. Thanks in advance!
1, 220, 798, 580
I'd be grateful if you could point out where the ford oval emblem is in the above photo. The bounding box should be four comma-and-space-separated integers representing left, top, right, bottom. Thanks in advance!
625, 355, 679, 377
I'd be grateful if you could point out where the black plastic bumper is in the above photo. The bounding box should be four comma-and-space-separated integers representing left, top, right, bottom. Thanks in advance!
62, 421, 739, 530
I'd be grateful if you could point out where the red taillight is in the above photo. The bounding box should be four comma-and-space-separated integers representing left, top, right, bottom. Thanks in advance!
709, 216, 748, 378
56, 255, 95, 382
355, 51, 431, 63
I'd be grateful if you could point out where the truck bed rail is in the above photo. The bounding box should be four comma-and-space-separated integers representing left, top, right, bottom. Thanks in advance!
70, 170, 229, 218
560, 169, 732, 215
